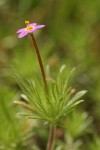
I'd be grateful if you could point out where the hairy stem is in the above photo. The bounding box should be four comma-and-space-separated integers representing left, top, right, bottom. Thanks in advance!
46, 125, 56, 150
30, 33, 47, 90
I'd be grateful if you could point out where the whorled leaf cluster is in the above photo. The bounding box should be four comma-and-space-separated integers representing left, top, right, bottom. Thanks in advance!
16, 65, 87, 125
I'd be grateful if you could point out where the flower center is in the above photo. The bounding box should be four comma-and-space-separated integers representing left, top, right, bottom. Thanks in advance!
26, 26, 34, 31
25, 20, 34, 31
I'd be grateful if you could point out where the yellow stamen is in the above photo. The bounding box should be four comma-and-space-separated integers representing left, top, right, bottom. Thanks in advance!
25, 20, 30, 25
26, 26, 34, 31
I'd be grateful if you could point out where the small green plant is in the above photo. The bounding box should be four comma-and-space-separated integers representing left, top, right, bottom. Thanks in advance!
15, 66, 87, 150
16, 20, 87, 150
16, 66, 86, 125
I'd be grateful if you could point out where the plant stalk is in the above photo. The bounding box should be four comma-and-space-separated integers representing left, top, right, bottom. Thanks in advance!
46, 124, 56, 150
30, 33, 55, 150
30, 33, 47, 91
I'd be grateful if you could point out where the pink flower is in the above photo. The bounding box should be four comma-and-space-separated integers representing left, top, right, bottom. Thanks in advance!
16, 20, 45, 38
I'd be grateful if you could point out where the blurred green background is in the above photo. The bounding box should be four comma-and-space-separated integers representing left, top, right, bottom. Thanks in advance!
0, 0, 100, 150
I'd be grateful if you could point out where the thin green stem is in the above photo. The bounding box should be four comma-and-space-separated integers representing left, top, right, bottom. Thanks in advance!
30, 33, 47, 91
46, 125, 56, 150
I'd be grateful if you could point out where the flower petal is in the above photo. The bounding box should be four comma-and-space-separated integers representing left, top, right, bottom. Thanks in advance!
18, 31, 28, 38
28, 25, 45, 33
16, 28, 26, 33
37, 25, 45, 28
28, 23, 37, 27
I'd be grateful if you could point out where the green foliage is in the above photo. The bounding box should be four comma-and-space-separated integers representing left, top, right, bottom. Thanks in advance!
64, 110, 92, 138
55, 109, 92, 150
55, 136, 82, 150
15, 66, 87, 125
88, 136, 100, 150
0, 87, 33, 150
